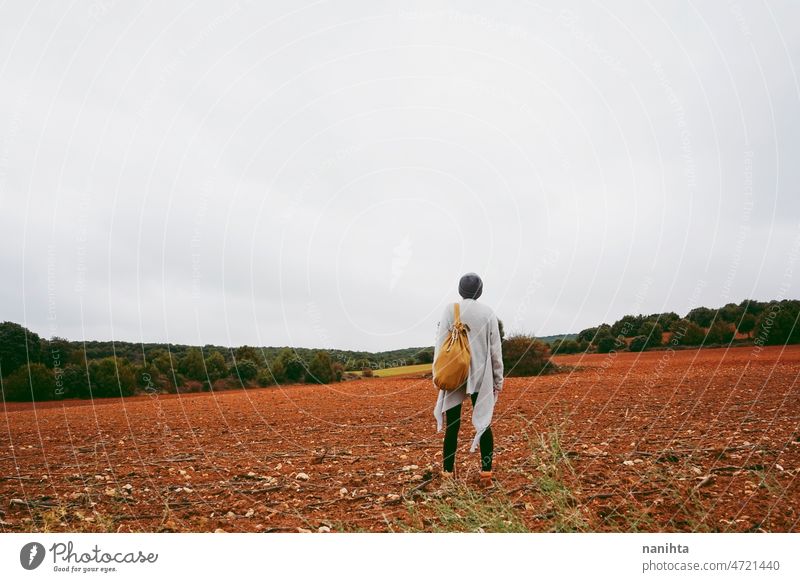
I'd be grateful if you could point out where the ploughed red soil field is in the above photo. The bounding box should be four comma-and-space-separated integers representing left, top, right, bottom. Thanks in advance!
2, 345, 798, 532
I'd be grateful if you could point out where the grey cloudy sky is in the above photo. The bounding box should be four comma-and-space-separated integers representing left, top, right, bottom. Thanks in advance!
1, 0, 799, 352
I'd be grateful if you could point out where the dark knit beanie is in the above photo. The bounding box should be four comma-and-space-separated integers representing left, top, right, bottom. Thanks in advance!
458, 272, 483, 299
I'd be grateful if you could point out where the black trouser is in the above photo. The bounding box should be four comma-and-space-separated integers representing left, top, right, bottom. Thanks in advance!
443, 392, 494, 473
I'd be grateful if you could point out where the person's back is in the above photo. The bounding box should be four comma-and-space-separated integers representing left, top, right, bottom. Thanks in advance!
433, 273, 504, 489
435, 298, 502, 396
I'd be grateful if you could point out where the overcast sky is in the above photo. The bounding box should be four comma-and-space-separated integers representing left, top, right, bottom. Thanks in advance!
1, 0, 799, 352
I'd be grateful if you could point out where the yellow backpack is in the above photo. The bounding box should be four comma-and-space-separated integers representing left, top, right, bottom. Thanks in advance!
433, 303, 471, 391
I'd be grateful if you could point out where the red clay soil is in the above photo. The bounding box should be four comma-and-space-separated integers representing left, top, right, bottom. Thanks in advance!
1, 345, 798, 532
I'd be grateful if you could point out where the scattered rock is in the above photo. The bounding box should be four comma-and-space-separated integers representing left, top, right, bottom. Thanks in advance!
295, 472, 310, 481
695, 474, 715, 489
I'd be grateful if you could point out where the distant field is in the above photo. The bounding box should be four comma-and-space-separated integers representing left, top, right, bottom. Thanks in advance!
348, 363, 431, 377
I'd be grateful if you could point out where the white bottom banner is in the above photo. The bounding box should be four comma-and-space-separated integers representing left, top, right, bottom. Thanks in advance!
1, 533, 797, 581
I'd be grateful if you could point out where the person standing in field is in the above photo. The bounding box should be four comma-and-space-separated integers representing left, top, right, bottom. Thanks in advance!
433, 273, 504, 488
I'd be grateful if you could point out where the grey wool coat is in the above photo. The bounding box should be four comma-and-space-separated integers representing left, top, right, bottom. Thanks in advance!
432, 298, 504, 452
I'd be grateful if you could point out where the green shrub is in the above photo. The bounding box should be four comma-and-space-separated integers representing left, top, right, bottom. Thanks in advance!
737, 313, 756, 337
135, 364, 164, 393
628, 336, 648, 352
284, 357, 305, 382
179, 348, 206, 381
60, 364, 90, 398
552, 339, 580, 354
705, 320, 734, 344
639, 322, 663, 349
88, 357, 136, 398
671, 320, 705, 346
754, 306, 800, 345
151, 349, 178, 376
596, 336, 617, 354
1, 363, 54, 401
307, 351, 335, 384
256, 367, 278, 386
414, 348, 434, 364
0, 322, 42, 378
231, 359, 258, 384
502, 334, 552, 376
686, 307, 716, 328
204, 351, 228, 382
332, 361, 344, 382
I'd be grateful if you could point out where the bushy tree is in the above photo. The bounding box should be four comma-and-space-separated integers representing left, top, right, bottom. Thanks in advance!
179, 349, 206, 381
269, 358, 287, 383
754, 307, 800, 345
332, 361, 344, 381
88, 357, 136, 398
307, 351, 335, 384
1, 363, 54, 401
652, 312, 680, 331
739, 299, 764, 317
737, 313, 757, 338
502, 334, 552, 376
687, 307, 716, 328
414, 348, 434, 364
639, 321, 663, 349
235, 345, 262, 366
151, 349, 178, 377
552, 339, 580, 354
718, 303, 743, 324
671, 320, 705, 346
61, 363, 91, 398
284, 356, 306, 382
0, 322, 42, 378
204, 351, 228, 382
705, 320, 734, 344
628, 336, 648, 352
577, 326, 600, 344
256, 367, 279, 386
41, 336, 73, 370
610, 315, 644, 338
135, 363, 164, 393
354, 358, 371, 370
596, 336, 617, 354
231, 359, 258, 384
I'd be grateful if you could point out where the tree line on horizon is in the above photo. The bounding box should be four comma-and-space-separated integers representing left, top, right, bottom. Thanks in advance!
0, 324, 412, 402
545, 298, 800, 355
1, 298, 798, 402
